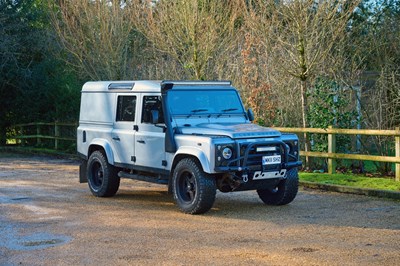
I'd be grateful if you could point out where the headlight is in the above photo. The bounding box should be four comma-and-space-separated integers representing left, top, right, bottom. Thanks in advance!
222, 147, 232, 160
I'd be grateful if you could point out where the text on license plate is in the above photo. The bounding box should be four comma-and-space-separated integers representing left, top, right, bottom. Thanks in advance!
262, 155, 281, 165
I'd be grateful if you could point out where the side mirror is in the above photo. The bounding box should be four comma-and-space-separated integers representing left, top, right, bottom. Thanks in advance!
247, 108, 255, 122
151, 110, 159, 124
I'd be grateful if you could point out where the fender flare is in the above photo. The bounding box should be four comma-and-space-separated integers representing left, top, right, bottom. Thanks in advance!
173, 146, 211, 173
88, 138, 115, 164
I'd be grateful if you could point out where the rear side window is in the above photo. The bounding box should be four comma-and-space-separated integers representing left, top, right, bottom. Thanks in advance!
116, 96, 136, 122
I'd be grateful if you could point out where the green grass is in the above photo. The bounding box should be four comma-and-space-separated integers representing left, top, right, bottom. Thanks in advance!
300, 172, 400, 191
304, 157, 395, 174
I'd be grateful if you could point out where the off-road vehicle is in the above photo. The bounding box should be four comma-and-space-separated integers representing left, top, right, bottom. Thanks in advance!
77, 80, 302, 214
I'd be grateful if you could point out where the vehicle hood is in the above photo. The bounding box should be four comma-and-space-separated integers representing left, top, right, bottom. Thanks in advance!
179, 123, 281, 139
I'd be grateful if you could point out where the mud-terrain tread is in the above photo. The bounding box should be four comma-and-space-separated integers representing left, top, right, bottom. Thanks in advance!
172, 158, 216, 214
87, 150, 120, 197
257, 168, 299, 205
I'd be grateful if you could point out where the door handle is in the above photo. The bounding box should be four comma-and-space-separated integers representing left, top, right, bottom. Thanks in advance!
112, 137, 120, 141
137, 140, 145, 144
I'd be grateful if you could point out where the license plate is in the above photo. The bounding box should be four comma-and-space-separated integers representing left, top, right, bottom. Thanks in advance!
262, 155, 281, 165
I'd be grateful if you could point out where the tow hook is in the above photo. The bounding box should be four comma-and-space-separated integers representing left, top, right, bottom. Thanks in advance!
242, 173, 248, 183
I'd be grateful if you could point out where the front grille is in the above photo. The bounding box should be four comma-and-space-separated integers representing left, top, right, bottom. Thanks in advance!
239, 143, 282, 171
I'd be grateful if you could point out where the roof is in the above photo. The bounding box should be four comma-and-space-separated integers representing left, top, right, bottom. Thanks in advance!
82, 80, 162, 92
81, 80, 233, 93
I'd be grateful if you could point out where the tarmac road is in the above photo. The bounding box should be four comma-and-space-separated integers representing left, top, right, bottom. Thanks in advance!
0, 154, 399, 266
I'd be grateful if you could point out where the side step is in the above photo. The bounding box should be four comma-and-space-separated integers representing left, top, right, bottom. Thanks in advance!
118, 171, 169, 185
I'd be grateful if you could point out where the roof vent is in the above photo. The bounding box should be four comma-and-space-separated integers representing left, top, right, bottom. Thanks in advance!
108, 83, 134, 90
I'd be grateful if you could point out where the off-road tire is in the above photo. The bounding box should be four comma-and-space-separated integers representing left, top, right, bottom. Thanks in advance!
257, 168, 299, 205
87, 150, 120, 197
172, 158, 216, 214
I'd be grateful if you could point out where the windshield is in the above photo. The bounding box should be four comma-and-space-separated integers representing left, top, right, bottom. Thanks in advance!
167, 89, 245, 116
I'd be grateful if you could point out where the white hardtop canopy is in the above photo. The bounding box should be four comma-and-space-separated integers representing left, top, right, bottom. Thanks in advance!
82, 80, 162, 93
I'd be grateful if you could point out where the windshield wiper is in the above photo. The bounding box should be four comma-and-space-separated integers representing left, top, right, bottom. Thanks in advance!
217, 108, 239, 118
191, 109, 208, 113
221, 108, 238, 112
187, 109, 208, 118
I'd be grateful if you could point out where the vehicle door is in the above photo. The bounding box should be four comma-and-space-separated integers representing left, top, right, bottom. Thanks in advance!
111, 94, 137, 165
134, 94, 166, 170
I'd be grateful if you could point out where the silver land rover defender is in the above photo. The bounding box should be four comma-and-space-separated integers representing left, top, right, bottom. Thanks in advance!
77, 80, 302, 214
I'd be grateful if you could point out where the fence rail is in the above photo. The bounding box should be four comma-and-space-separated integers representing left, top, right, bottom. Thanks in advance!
274, 126, 400, 181
9, 122, 77, 150
6, 123, 400, 181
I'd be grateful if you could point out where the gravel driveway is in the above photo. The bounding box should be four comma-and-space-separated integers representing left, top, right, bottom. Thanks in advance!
0, 154, 399, 265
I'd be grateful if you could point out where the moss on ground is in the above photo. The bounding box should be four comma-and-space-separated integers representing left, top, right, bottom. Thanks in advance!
300, 172, 400, 191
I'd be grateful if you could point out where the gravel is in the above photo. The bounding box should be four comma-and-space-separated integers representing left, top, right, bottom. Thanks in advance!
0, 154, 399, 265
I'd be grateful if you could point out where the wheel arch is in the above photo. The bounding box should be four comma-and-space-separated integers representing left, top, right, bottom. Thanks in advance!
171, 147, 211, 174
88, 138, 115, 164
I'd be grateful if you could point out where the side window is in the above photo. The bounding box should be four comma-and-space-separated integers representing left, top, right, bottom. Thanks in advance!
116, 96, 136, 122
141, 96, 164, 124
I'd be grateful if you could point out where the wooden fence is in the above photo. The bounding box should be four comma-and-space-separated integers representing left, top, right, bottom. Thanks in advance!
7, 123, 400, 181
9, 122, 77, 150
274, 126, 400, 181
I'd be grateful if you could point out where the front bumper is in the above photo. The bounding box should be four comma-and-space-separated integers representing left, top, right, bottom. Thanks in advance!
214, 139, 302, 173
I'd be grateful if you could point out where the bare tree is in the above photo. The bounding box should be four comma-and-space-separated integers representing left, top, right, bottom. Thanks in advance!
356, 1, 400, 174
49, 0, 143, 80
246, 0, 360, 167
129, 0, 244, 80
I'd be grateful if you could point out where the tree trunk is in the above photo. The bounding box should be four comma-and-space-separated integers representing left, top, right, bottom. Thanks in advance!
300, 80, 310, 168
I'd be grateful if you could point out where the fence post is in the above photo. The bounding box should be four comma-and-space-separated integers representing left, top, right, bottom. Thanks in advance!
328, 126, 336, 174
36, 123, 41, 146
19, 125, 24, 146
396, 127, 400, 182
54, 122, 59, 150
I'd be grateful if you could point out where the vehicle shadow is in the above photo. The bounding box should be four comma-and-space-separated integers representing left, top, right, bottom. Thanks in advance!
108, 183, 400, 230
211, 188, 400, 230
